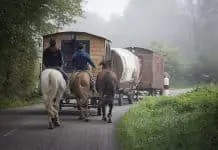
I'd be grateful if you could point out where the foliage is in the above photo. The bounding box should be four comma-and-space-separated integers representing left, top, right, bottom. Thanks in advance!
182, 0, 218, 82
149, 41, 185, 84
0, 0, 83, 97
147, 1, 218, 85
117, 86, 218, 150
0, 91, 42, 110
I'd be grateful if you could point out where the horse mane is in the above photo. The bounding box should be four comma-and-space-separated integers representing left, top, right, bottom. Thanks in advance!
99, 60, 112, 69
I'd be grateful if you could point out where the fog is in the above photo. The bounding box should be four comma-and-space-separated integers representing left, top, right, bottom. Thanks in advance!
63, 0, 217, 62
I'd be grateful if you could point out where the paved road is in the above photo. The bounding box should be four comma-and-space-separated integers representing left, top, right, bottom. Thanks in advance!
0, 89, 191, 150
0, 104, 131, 150
168, 88, 193, 96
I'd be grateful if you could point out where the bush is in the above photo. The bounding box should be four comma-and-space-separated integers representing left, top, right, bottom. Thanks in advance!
0, 91, 42, 110
0, 0, 83, 98
117, 86, 218, 150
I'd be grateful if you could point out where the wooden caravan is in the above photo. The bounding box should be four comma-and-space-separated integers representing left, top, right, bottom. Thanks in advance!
42, 31, 111, 112
43, 31, 112, 76
125, 47, 164, 93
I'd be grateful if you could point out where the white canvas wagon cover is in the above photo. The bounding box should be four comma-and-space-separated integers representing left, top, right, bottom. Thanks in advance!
111, 48, 141, 83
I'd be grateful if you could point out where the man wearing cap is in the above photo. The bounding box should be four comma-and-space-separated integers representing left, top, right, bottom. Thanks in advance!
71, 43, 97, 93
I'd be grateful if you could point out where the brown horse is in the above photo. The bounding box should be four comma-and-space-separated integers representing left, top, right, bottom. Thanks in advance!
69, 71, 92, 121
96, 60, 118, 123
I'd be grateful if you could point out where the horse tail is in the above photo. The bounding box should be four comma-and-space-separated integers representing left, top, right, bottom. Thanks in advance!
48, 71, 58, 101
104, 71, 117, 96
77, 73, 90, 103
78, 84, 90, 103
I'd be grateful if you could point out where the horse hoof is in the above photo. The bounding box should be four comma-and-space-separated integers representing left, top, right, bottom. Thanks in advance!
48, 126, 54, 129
78, 116, 83, 120
85, 118, 89, 122
107, 114, 112, 118
48, 122, 54, 129
102, 117, 107, 121
108, 119, 112, 123
53, 121, 61, 127
52, 118, 60, 126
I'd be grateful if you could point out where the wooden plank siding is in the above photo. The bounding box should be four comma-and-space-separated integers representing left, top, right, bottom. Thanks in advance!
42, 32, 110, 77
125, 47, 164, 90
76, 34, 106, 76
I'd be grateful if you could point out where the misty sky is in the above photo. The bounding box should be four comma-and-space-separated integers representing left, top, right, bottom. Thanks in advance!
62, 0, 195, 59
84, 0, 131, 21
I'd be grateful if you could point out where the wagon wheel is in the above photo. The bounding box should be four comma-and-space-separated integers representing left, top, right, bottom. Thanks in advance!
90, 96, 102, 116
97, 97, 102, 116
129, 81, 139, 102
129, 82, 136, 90
118, 93, 123, 106
135, 91, 139, 101
127, 92, 133, 104
59, 98, 64, 111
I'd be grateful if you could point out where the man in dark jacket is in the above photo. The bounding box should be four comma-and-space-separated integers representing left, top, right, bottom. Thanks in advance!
43, 39, 69, 84
72, 43, 97, 93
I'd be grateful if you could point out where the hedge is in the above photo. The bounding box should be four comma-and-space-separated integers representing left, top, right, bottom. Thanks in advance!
117, 86, 218, 150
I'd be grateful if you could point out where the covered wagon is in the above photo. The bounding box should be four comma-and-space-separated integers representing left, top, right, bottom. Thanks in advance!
111, 48, 141, 105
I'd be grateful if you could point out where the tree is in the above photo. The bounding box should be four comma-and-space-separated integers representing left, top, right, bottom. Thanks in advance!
149, 41, 182, 82
186, 0, 218, 82
0, 0, 84, 97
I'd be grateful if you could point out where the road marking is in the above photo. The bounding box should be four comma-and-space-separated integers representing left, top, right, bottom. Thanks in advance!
0, 129, 10, 136
0, 130, 6, 135
3, 128, 17, 137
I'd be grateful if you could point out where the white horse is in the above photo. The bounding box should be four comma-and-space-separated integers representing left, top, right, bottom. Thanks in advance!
40, 68, 67, 129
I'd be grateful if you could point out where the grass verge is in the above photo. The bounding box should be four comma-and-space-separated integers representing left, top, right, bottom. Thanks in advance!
170, 83, 200, 89
0, 92, 42, 110
117, 86, 218, 150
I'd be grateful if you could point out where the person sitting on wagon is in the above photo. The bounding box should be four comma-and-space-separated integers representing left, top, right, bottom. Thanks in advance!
43, 38, 69, 84
71, 43, 97, 93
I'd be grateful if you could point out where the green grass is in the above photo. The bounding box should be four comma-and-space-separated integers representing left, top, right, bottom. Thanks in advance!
170, 83, 200, 89
117, 86, 218, 150
0, 92, 42, 110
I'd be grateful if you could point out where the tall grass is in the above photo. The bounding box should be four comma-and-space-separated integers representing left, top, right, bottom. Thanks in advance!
0, 91, 42, 110
117, 86, 218, 150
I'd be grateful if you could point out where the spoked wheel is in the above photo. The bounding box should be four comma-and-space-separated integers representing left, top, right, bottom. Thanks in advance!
118, 94, 123, 106
59, 99, 63, 111
127, 93, 133, 104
